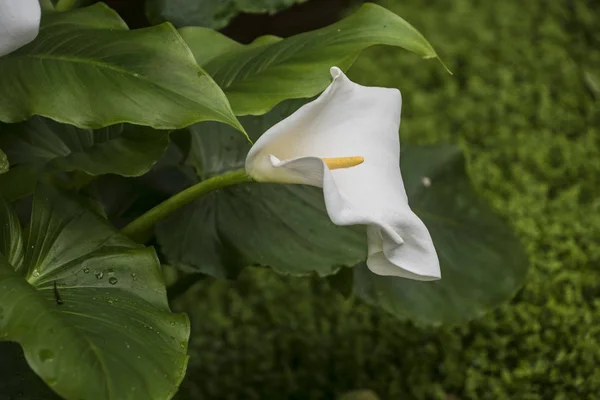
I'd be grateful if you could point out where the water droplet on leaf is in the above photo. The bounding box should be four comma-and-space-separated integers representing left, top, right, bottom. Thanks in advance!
95, 271, 104, 279
108, 277, 118, 285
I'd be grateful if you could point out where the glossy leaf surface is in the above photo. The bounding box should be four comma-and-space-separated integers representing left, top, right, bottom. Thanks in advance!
0, 4, 242, 132
181, 3, 445, 115
0, 185, 190, 399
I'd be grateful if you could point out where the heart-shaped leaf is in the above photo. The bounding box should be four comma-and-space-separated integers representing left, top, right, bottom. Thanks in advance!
0, 184, 190, 399
156, 102, 528, 324
180, 3, 447, 116
0, 3, 243, 133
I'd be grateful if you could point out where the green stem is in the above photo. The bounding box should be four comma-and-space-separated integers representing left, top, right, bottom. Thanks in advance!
55, 0, 77, 11
121, 169, 252, 243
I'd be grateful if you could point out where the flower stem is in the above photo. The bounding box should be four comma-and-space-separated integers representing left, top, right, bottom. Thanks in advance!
121, 169, 252, 243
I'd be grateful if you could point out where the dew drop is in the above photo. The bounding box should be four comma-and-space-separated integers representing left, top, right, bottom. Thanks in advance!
32, 270, 40, 278
95, 271, 104, 279
39, 349, 54, 362
131, 273, 137, 281
83, 268, 90, 274
108, 277, 118, 285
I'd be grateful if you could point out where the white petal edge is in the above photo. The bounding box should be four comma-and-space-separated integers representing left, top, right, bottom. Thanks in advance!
246, 67, 441, 280
0, 0, 41, 57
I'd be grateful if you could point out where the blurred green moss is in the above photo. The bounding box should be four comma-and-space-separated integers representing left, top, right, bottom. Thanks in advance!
174, 0, 600, 398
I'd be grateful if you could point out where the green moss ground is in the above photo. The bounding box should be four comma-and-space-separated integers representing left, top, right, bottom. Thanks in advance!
175, 0, 600, 398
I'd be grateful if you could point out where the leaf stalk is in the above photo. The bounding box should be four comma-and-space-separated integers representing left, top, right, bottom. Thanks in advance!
121, 169, 251, 243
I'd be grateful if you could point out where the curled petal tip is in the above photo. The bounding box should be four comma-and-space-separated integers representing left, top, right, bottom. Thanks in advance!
330, 66, 343, 79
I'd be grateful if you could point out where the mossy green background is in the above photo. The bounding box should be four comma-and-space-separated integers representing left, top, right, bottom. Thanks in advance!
174, 0, 600, 398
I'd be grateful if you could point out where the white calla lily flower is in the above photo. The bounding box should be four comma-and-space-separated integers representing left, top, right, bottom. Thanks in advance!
246, 67, 441, 280
0, 0, 41, 57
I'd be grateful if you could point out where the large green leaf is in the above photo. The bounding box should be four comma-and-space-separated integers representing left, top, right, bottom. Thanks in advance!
180, 3, 446, 116
0, 118, 170, 177
0, 4, 243, 132
0, 185, 190, 399
354, 146, 529, 325
157, 102, 528, 323
146, 0, 307, 29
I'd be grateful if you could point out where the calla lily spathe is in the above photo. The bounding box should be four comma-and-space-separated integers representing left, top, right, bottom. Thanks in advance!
0, 0, 41, 57
246, 67, 441, 280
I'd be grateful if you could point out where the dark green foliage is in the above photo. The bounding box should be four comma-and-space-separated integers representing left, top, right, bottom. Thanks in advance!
146, 0, 307, 29
174, 0, 600, 398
